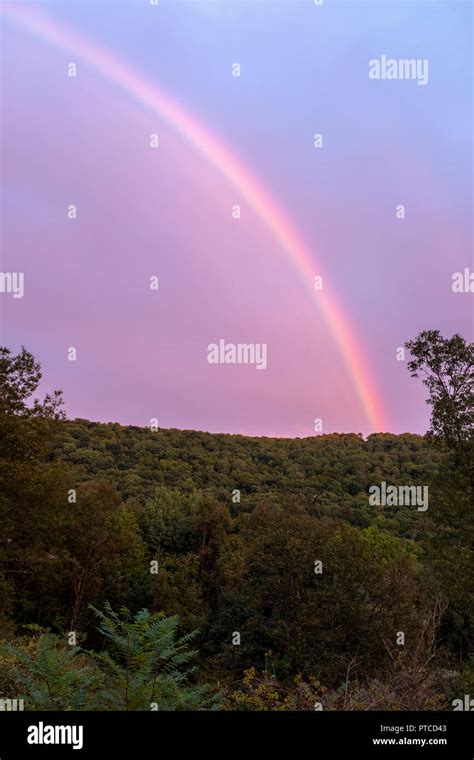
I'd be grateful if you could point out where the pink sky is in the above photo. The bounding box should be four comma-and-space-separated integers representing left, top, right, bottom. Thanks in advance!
1, 2, 472, 437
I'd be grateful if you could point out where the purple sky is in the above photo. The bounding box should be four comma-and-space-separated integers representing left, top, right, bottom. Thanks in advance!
1, 1, 472, 437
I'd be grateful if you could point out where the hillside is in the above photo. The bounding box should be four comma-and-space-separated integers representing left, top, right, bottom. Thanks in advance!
1, 342, 471, 711
52, 421, 442, 539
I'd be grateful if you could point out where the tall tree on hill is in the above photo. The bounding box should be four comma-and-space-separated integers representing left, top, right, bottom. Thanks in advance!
0, 347, 68, 629
405, 330, 473, 659
405, 330, 473, 446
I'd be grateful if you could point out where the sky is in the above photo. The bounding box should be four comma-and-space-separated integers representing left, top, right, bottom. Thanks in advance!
1, 0, 472, 437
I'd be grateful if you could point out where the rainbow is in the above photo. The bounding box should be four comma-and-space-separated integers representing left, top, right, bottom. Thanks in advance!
1, 3, 386, 431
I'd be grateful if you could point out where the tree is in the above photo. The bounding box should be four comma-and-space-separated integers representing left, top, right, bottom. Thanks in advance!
0, 347, 42, 416
0, 345, 64, 424
405, 331, 473, 659
1, 630, 103, 710
88, 603, 219, 710
213, 505, 431, 684
405, 330, 473, 445
65, 482, 147, 633
0, 347, 69, 629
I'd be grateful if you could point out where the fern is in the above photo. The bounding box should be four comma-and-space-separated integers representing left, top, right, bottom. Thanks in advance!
2, 632, 103, 710
88, 603, 221, 710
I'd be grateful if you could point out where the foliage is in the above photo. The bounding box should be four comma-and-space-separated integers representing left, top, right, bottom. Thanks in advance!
405, 330, 473, 445
0, 338, 472, 710
88, 603, 220, 710
1, 629, 103, 710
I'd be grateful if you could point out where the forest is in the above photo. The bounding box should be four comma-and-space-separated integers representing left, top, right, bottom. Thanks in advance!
0, 330, 472, 711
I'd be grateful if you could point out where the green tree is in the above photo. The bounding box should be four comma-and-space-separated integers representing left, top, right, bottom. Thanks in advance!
213, 505, 430, 684
405, 330, 473, 445
89, 603, 219, 710
65, 482, 147, 632
0, 346, 64, 418
0, 347, 70, 628
405, 330, 473, 658
1, 630, 103, 710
